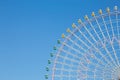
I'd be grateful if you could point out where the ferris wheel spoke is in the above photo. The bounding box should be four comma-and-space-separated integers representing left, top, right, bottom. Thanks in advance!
115, 18, 120, 67
63, 33, 108, 67
107, 9, 120, 66
62, 42, 84, 56
53, 74, 81, 78
56, 52, 107, 74
55, 52, 91, 72
56, 55, 80, 66
55, 67, 94, 73
78, 26, 114, 67
83, 16, 115, 67
101, 13, 119, 67
71, 26, 111, 67
60, 48, 90, 70
85, 52, 107, 68
62, 36, 109, 69
80, 19, 113, 67
115, 7, 120, 66
94, 46, 120, 79
116, 14, 119, 37
93, 13, 117, 67
69, 28, 90, 48
65, 36, 87, 53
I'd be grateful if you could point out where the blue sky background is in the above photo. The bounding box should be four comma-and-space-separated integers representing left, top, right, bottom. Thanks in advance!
0, 0, 120, 80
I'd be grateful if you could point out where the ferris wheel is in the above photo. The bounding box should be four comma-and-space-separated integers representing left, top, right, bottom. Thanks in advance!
45, 6, 120, 80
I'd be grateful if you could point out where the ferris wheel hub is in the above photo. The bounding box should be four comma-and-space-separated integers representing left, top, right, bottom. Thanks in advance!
111, 67, 120, 80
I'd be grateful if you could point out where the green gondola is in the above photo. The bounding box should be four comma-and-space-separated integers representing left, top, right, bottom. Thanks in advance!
57, 40, 60, 44
53, 46, 57, 50
48, 59, 51, 64
45, 74, 48, 79
46, 67, 49, 71
50, 53, 54, 57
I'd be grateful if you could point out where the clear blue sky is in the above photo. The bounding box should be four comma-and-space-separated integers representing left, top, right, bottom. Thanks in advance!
0, 0, 119, 80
